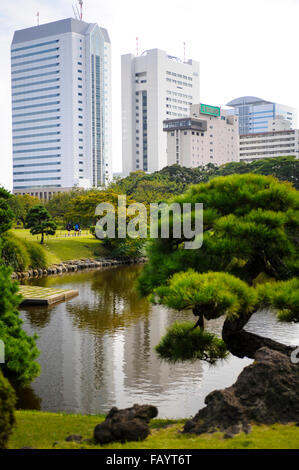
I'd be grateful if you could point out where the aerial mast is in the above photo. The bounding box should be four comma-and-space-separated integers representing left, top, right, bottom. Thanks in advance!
78, 0, 83, 20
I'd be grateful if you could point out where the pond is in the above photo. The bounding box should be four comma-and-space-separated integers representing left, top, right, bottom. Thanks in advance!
18, 265, 299, 419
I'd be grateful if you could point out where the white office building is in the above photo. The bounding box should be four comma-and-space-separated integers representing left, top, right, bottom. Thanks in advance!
121, 49, 200, 175
239, 129, 299, 161
11, 18, 112, 199
226, 96, 297, 135
164, 103, 239, 168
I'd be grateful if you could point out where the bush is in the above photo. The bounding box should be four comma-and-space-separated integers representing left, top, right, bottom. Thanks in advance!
1, 234, 30, 272
0, 370, 16, 448
26, 241, 47, 269
155, 322, 228, 364
0, 264, 40, 385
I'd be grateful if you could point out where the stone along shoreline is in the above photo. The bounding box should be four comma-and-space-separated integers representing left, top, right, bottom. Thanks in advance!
11, 257, 147, 280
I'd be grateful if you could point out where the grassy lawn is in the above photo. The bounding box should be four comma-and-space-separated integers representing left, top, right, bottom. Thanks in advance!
11, 228, 108, 264
8, 411, 299, 449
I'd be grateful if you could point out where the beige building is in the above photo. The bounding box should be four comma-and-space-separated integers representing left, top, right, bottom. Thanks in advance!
239, 129, 299, 162
164, 103, 239, 167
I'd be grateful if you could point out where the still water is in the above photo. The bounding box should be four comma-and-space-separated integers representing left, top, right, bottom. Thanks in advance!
18, 265, 299, 419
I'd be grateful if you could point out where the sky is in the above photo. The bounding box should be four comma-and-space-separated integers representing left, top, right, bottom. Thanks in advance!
0, 0, 299, 191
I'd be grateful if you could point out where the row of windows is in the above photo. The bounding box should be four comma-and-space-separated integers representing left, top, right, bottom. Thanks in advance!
12, 108, 60, 118
12, 93, 60, 104
14, 161, 61, 168
166, 71, 192, 80
12, 70, 59, 83
12, 62, 59, 77
14, 131, 60, 139
11, 55, 60, 69
11, 47, 59, 61
13, 139, 61, 148
15, 185, 61, 189
11, 40, 59, 53
12, 86, 60, 97
13, 124, 60, 133
14, 177, 61, 182
12, 78, 60, 90
13, 147, 61, 154
13, 116, 60, 126
13, 101, 60, 111
14, 169, 61, 175
13, 154, 61, 161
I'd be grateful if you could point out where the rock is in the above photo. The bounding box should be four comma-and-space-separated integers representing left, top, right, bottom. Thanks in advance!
183, 347, 299, 436
94, 404, 158, 445
65, 434, 82, 443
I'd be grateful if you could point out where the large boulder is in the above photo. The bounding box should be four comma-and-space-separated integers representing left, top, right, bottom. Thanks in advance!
94, 404, 158, 444
184, 347, 299, 435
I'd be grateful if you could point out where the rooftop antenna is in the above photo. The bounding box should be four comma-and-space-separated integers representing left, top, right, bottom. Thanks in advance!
136, 37, 139, 56
183, 41, 186, 62
72, 4, 79, 19
37, 11, 40, 26
78, 0, 83, 20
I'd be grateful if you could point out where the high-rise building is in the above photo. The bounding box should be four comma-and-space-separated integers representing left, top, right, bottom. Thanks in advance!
226, 96, 297, 135
11, 18, 112, 199
121, 49, 200, 175
164, 103, 239, 168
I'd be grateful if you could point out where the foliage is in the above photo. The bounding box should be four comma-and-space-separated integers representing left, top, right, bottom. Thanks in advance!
0, 264, 40, 384
26, 241, 48, 270
138, 174, 299, 363
45, 188, 86, 225
0, 188, 14, 235
155, 321, 228, 364
0, 370, 16, 449
25, 205, 57, 244
8, 194, 41, 226
1, 233, 30, 272
153, 270, 258, 320
74, 191, 146, 258
257, 278, 299, 322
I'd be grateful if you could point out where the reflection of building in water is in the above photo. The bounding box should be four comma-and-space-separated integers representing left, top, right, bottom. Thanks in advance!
20, 267, 258, 417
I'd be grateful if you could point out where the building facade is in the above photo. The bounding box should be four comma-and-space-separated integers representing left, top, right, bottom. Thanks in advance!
226, 96, 296, 135
164, 103, 239, 168
121, 49, 200, 175
11, 18, 112, 199
239, 129, 299, 162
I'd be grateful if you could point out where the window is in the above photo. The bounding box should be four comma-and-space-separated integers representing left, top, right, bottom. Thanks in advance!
11, 63, 60, 75
11, 55, 59, 68
12, 40, 59, 53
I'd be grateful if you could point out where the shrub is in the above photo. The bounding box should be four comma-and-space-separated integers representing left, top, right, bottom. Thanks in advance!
1, 234, 30, 272
26, 241, 47, 269
0, 264, 40, 385
0, 370, 16, 449
155, 322, 228, 364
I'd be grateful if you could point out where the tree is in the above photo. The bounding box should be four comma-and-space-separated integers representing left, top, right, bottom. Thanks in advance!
138, 174, 299, 363
0, 188, 13, 234
0, 191, 40, 385
25, 205, 57, 244
8, 194, 41, 226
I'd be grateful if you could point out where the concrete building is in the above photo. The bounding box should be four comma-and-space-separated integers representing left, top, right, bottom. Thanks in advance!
11, 18, 112, 199
121, 49, 200, 175
226, 96, 296, 135
239, 129, 299, 162
164, 103, 239, 168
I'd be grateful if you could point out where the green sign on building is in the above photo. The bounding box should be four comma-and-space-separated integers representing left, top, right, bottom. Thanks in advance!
200, 103, 221, 117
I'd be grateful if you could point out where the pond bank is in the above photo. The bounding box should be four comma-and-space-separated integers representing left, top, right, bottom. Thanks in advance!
11, 256, 147, 280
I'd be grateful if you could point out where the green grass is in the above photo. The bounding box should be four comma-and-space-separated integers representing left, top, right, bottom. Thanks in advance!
11, 229, 108, 265
7, 411, 299, 449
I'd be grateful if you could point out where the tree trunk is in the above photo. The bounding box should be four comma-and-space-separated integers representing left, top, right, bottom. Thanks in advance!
40, 232, 44, 244
222, 312, 295, 359
192, 306, 204, 330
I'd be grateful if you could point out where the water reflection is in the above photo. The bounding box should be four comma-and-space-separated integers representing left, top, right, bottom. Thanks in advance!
18, 265, 298, 418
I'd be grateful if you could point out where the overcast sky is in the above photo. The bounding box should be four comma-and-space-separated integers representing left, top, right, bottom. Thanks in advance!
0, 0, 298, 190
